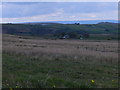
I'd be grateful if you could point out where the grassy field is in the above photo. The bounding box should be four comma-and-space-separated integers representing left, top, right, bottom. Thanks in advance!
2, 34, 119, 88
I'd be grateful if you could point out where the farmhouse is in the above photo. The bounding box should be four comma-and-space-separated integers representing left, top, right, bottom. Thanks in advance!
60, 34, 69, 39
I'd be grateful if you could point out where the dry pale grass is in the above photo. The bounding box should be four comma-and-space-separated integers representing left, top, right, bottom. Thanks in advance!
2, 34, 118, 63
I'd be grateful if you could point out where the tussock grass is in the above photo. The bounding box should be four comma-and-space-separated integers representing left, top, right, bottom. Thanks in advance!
2, 34, 119, 88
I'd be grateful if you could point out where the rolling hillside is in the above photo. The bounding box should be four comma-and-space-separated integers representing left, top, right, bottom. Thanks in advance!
2, 22, 118, 40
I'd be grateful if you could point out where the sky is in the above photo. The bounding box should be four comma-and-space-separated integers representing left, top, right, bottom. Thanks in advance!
0, 2, 118, 23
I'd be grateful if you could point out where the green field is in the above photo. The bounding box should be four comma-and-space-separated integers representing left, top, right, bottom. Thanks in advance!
2, 34, 119, 88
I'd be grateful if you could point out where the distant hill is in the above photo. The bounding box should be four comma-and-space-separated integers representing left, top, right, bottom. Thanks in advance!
2, 22, 118, 40
48, 20, 118, 24
8, 20, 118, 24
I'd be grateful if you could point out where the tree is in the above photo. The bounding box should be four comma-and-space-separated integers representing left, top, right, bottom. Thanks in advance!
83, 33, 90, 38
68, 32, 78, 38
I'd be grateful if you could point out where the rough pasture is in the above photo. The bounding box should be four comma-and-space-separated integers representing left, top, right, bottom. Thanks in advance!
2, 34, 119, 88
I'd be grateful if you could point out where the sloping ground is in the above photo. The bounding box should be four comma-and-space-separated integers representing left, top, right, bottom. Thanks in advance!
2, 23, 118, 39
2, 34, 119, 88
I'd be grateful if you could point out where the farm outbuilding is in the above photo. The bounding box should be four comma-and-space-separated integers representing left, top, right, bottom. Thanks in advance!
60, 35, 69, 39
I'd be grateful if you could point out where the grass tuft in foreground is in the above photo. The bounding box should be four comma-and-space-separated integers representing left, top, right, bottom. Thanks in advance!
2, 52, 118, 88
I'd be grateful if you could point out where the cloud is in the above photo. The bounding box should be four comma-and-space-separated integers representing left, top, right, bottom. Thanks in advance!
2, 2, 59, 18
1, 8, 64, 22
1, 2, 118, 23
50, 8, 64, 16
2, 2, 118, 17
1, 9, 117, 23
1, 0, 120, 2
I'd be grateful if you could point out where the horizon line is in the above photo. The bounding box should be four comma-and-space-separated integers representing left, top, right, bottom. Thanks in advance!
1, 19, 118, 23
